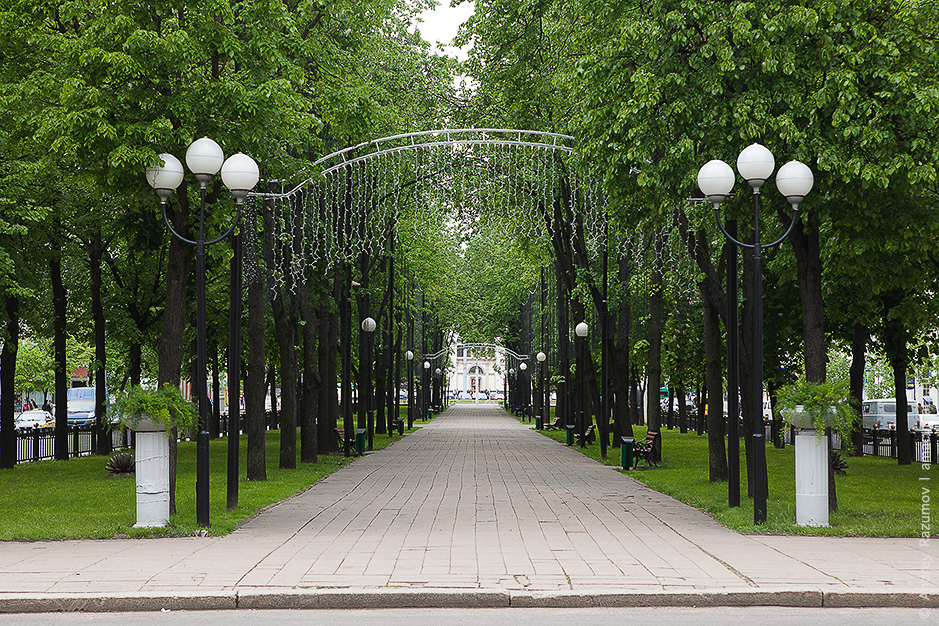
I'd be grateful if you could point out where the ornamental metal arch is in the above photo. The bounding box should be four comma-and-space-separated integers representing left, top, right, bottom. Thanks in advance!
243, 128, 609, 291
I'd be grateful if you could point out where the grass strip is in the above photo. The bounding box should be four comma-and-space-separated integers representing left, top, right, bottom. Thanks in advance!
521, 409, 921, 537
0, 410, 418, 541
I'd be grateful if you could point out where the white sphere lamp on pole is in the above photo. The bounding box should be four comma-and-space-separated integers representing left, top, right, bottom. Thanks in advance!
736, 143, 775, 191
221, 153, 260, 203
186, 137, 225, 187
145, 153, 185, 204
775, 160, 815, 209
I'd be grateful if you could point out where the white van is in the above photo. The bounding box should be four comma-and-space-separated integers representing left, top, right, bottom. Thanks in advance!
861, 398, 913, 430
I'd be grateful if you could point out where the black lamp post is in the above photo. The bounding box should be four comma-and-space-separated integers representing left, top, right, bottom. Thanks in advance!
575, 322, 589, 448
406, 350, 414, 428
519, 361, 529, 420
146, 139, 259, 528
423, 360, 430, 421
434, 367, 442, 410
362, 316, 376, 451
536, 351, 547, 428
697, 143, 814, 524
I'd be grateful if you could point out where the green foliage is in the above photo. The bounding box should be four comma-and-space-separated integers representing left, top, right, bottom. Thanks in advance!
112, 385, 197, 435
776, 377, 858, 443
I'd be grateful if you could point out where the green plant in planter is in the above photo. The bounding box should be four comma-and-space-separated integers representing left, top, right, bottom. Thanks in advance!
112, 385, 198, 437
775, 377, 858, 444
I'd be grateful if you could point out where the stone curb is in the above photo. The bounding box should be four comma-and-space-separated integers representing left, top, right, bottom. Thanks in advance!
237, 588, 510, 609
0, 592, 236, 613
508, 589, 823, 608
2, 588, 937, 612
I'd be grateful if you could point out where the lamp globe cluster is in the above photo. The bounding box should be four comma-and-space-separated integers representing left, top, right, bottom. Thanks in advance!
696, 143, 813, 209
146, 137, 259, 203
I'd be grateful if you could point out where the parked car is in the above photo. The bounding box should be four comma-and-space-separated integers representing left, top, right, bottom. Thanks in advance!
15, 409, 53, 432
491, 391, 504, 401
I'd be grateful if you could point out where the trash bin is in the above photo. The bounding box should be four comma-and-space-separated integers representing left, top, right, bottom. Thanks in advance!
621, 436, 635, 469
566, 424, 576, 446
355, 428, 367, 455
397, 419, 404, 435
535, 415, 543, 430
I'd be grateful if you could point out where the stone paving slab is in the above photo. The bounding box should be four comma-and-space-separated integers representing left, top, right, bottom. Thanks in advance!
0, 403, 936, 611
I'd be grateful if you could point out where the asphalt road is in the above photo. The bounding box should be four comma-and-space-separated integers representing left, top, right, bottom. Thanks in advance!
0, 608, 931, 626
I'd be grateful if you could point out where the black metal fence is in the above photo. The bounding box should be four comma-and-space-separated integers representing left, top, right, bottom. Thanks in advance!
11, 410, 286, 465
13, 426, 130, 464
663, 411, 937, 464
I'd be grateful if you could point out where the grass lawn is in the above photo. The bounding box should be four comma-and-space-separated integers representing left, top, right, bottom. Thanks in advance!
522, 408, 923, 537
0, 408, 418, 541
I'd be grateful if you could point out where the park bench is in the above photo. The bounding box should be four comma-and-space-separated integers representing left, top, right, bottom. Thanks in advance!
577, 424, 597, 445
633, 431, 661, 467
334, 428, 351, 455
544, 416, 565, 430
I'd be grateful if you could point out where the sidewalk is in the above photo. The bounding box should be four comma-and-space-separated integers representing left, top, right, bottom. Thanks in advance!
0, 403, 935, 612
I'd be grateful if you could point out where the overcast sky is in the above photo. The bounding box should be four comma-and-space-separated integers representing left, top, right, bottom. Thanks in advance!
414, 0, 474, 60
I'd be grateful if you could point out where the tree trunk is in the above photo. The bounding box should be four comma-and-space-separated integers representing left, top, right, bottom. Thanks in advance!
784, 212, 827, 383
51, 253, 69, 461
267, 365, 278, 430
556, 265, 571, 428
375, 345, 387, 435
271, 290, 298, 469
646, 229, 665, 434
882, 292, 912, 465
245, 246, 266, 481
678, 384, 688, 434
703, 283, 728, 482
299, 294, 319, 464
849, 323, 868, 456
157, 192, 194, 514
211, 343, 221, 439
0, 296, 19, 469
129, 343, 142, 388
319, 304, 339, 452
90, 229, 110, 455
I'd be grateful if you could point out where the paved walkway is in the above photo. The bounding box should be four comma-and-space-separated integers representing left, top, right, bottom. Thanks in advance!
0, 403, 936, 611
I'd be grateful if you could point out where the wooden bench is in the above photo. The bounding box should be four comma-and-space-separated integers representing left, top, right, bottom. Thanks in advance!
633, 431, 661, 467
577, 424, 596, 445
544, 416, 565, 430
334, 428, 351, 455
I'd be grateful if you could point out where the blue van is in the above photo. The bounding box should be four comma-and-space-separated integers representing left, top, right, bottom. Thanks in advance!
66, 387, 102, 426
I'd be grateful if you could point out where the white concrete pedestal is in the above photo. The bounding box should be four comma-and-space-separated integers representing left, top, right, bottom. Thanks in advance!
134, 431, 170, 528
795, 430, 829, 527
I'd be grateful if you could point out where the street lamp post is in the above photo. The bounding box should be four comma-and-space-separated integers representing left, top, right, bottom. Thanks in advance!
423, 360, 430, 421
362, 317, 376, 451
518, 361, 531, 417
536, 351, 547, 429
146, 139, 259, 528
405, 350, 414, 429
697, 143, 814, 524
435, 367, 442, 410
575, 322, 589, 448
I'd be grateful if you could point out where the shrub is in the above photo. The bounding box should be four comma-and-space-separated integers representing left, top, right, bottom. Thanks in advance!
105, 453, 135, 475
